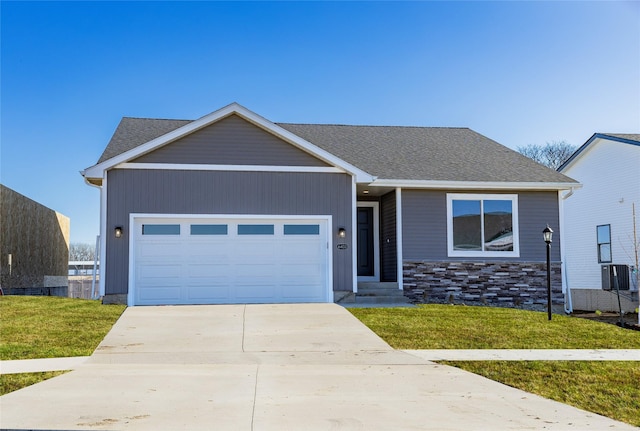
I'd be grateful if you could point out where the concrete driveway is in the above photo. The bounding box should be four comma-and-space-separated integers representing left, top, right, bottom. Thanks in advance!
0, 304, 634, 430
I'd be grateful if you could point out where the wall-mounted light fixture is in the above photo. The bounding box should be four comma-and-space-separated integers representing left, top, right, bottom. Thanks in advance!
115, 226, 123, 239
338, 227, 346, 238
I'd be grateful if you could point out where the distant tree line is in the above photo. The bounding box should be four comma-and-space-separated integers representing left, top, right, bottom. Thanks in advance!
69, 243, 96, 261
517, 141, 577, 170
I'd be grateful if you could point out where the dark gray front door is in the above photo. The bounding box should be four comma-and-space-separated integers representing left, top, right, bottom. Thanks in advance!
357, 207, 375, 276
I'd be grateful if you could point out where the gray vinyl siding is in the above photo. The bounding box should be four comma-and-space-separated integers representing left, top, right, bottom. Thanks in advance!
402, 190, 561, 262
380, 191, 397, 282
132, 114, 329, 167
105, 169, 353, 296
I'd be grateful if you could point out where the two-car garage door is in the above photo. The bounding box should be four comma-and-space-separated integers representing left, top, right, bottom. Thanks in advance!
131, 216, 330, 305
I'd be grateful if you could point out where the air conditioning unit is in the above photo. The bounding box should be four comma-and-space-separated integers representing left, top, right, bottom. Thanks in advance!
601, 264, 630, 291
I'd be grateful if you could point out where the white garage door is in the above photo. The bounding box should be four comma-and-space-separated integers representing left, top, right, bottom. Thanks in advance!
131, 216, 331, 305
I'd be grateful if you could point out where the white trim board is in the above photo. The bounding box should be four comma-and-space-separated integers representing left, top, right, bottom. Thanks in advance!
115, 163, 345, 174
370, 179, 581, 191
356, 202, 380, 282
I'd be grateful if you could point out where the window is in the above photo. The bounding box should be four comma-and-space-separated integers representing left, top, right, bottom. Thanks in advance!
190, 224, 228, 235
238, 224, 274, 235
284, 224, 320, 235
447, 194, 519, 257
142, 224, 180, 235
597, 224, 612, 263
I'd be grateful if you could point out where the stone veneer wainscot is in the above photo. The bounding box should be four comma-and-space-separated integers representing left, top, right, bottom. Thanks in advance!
403, 261, 563, 308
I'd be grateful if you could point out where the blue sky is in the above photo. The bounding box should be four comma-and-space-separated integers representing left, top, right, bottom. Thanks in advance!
2, 1, 639, 245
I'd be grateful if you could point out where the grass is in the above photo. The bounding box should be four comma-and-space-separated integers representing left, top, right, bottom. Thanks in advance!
0, 296, 126, 360
1, 371, 67, 395
443, 361, 640, 427
0, 296, 126, 395
349, 304, 640, 349
349, 304, 640, 427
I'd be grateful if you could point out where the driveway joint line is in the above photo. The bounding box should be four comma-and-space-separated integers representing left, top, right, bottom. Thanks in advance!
251, 364, 259, 431
242, 304, 247, 353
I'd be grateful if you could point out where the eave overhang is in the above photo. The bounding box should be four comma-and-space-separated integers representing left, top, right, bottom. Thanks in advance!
367, 179, 582, 191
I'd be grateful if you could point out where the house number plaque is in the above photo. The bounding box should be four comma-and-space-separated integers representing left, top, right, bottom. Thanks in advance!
336, 243, 348, 250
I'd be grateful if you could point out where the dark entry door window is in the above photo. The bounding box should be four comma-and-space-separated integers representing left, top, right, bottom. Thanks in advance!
357, 207, 375, 276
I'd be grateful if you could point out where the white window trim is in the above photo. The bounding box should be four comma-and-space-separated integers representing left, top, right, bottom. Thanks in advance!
446, 193, 520, 258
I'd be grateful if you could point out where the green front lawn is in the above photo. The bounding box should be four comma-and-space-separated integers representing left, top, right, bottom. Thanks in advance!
349, 304, 640, 349
349, 304, 640, 427
0, 296, 125, 395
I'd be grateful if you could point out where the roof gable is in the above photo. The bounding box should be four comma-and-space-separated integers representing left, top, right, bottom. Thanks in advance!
131, 114, 330, 167
83, 103, 373, 183
559, 133, 640, 172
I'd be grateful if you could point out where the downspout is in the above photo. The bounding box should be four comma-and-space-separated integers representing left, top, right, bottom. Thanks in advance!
80, 171, 104, 299
560, 187, 576, 314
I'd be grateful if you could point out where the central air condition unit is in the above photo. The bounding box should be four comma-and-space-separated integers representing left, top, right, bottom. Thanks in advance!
601, 264, 630, 291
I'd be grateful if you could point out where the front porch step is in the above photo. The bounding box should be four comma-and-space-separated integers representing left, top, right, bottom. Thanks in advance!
355, 295, 412, 304
355, 282, 410, 305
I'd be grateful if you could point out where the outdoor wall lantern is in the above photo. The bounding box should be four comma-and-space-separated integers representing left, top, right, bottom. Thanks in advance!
542, 225, 553, 321
338, 228, 347, 238
115, 226, 123, 239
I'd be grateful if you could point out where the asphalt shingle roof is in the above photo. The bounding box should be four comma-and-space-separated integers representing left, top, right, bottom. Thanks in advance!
98, 117, 191, 163
96, 116, 577, 184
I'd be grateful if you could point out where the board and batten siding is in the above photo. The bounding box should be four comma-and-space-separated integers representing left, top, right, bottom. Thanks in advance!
132, 114, 329, 167
401, 190, 561, 262
562, 138, 640, 290
105, 169, 353, 296
380, 191, 397, 282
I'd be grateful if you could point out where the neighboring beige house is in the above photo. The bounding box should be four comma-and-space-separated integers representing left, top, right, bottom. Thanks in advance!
0, 184, 70, 295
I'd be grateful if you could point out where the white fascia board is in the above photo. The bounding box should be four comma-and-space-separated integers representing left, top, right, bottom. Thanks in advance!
83, 102, 375, 183
115, 163, 345, 174
368, 179, 582, 191
558, 136, 600, 173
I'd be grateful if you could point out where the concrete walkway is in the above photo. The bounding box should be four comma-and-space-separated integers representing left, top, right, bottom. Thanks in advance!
0, 304, 636, 430
3, 348, 638, 375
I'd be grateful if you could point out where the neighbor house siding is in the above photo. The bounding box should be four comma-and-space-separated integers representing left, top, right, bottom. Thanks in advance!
380, 191, 397, 282
105, 169, 353, 296
401, 190, 561, 262
132, 114, 330, 167
562, 138, 640, 290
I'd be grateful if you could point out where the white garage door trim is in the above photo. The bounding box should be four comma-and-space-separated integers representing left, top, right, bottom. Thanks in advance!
127, 214, 333, 306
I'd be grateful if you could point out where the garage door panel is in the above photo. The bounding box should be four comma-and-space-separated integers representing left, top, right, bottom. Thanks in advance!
138, 286, 182, 301
280, 263, 323, 277
137, 241, 182, 258
133, 217, 329, 305
186, 285, 231, 300
280, 284, 324, 300
137, 264, 182, 279
235, 285, 276, 299
187, 263, 232, 278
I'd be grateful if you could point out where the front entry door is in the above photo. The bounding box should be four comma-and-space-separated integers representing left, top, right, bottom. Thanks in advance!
357, 207, 375, 277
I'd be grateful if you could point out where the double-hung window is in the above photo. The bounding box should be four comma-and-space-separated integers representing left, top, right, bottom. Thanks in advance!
446, 194, 519, 257
596, 224, 612, 263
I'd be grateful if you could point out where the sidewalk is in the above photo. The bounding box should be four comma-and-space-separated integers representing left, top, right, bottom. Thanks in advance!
1, 356, 90, 374
2, 349, 638, 375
